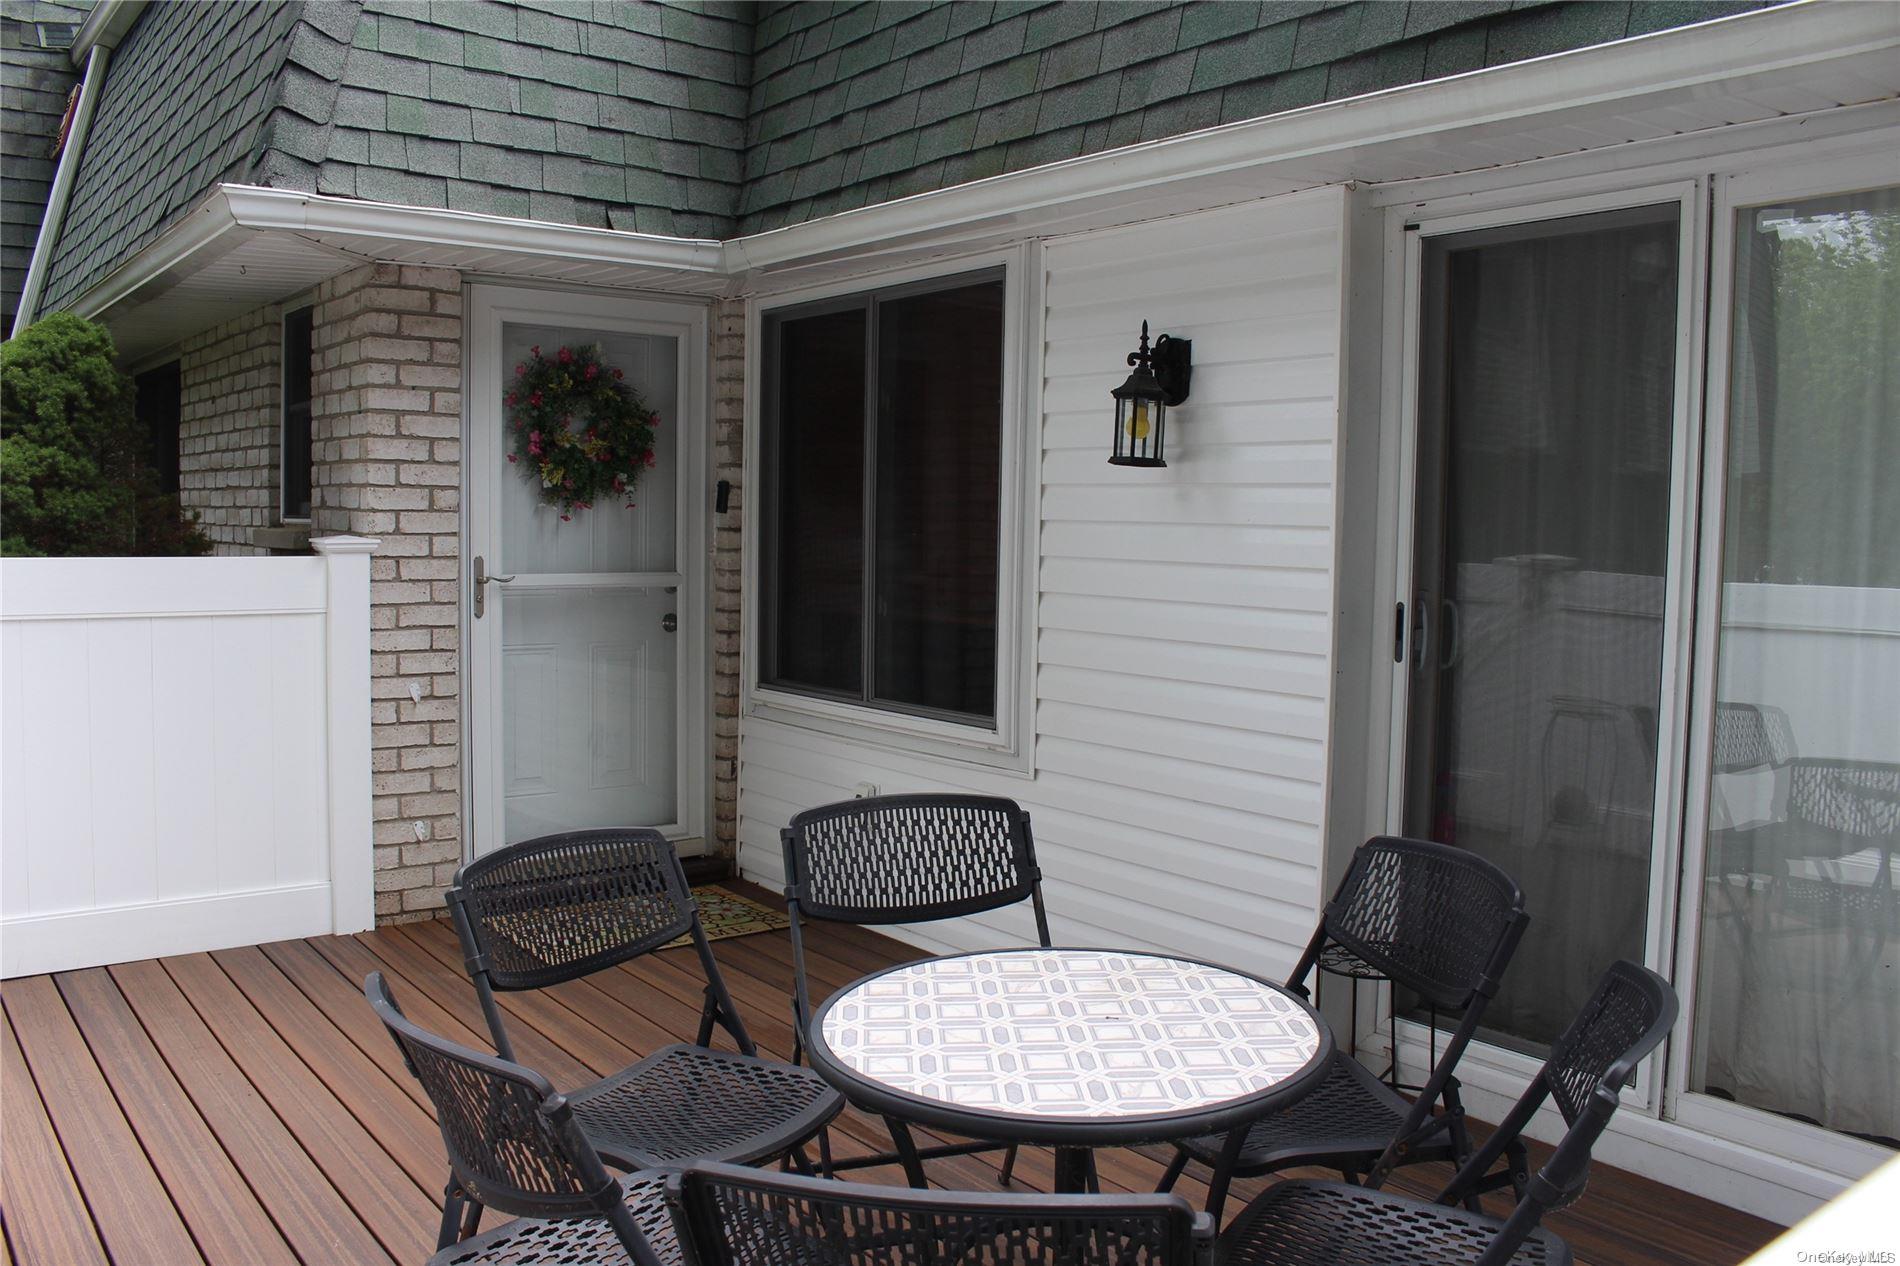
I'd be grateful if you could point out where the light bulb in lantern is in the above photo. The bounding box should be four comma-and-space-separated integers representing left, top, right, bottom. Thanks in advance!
1126, 400, 1151, 440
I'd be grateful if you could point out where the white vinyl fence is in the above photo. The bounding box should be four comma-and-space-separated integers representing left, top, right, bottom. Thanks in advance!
0, 537, 378, 977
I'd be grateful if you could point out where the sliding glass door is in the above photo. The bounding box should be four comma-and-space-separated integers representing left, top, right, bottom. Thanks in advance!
1403, 202, 1686, 1053
1394, 157, 1899, 1186
1679, 174, 1899, 1157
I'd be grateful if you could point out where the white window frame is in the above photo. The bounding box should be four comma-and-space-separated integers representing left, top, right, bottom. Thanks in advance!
743, 244, 1039, 773
279, 303, 315, 525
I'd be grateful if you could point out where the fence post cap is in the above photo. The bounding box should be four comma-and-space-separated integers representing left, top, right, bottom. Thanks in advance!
310, 535, 382, 556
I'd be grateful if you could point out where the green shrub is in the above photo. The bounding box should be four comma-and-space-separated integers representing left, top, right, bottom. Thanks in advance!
1, 312, 209, 557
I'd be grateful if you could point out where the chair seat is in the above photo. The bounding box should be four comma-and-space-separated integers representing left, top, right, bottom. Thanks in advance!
1219, 1179, 1572, 1266
428, 1172, 682, 1265
569, 1043, 844, 1169
1177, 1053, 1453, 1175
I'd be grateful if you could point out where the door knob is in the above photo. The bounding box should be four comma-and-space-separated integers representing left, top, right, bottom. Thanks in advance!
661, 612, 677, 633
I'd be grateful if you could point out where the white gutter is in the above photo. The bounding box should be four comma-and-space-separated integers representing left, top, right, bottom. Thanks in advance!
13, 42, 111, 331
67, 184, 726, 327
70, 0, 145, 63
64, 188, 255, 321
220, 185, 724, 273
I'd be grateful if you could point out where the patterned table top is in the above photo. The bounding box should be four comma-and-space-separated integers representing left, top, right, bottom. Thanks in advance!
815, 948, 1325, 1124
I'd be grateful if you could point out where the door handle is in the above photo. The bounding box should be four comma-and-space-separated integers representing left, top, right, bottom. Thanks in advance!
473, 556, 515, 619
661, 612, 677, 633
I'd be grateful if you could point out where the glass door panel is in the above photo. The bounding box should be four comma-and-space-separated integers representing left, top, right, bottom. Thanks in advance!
494, 320, 680, 845
1688, 184, 1899, 1147
1405, 205, 1681, 1050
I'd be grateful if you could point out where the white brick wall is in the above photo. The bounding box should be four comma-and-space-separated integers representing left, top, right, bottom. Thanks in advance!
177, 307, 282, 554
309, 261, 466, 921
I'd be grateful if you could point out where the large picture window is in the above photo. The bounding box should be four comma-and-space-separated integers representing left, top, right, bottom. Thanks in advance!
759, 269, 1006, 725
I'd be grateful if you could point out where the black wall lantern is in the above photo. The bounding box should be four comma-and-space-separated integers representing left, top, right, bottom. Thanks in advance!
1110, 321, 1191, 467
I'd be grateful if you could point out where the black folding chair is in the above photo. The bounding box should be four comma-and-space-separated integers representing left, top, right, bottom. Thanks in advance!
669, 1158, 1215, 1265
1221, 960, 1679, 1266
364, 972, 680, 1264
782, 793, 1051, 1188
444, 829, 842, 1231
1160, 835, 1529, 1220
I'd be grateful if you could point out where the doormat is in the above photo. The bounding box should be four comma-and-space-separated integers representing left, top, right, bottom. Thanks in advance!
666, 884, 790, 949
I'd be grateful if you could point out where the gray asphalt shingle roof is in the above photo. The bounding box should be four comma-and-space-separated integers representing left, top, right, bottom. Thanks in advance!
35, 0, 1779, 312
37, 0, 305, 312
735, 0, 1776, 234
39, 0, 752, 310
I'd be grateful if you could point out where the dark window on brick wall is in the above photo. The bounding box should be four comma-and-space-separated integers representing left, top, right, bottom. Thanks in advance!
282, 307, 314, 521
134, 360, 182, 496
759, 269, 1005, 725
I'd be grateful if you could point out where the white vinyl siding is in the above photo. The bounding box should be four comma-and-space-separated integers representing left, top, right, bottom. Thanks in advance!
739, 189, 1346, 982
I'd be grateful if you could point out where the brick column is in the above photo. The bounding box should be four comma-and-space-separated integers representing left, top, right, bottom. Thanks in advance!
309, 262, 465, 920
710, 297, 745, 860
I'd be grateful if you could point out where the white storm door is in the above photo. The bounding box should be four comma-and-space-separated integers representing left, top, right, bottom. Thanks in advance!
467, 287, 707, 857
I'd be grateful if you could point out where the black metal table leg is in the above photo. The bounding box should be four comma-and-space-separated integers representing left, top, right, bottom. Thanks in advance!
885, 1115, 930, 1189
1052, 1145, 1094, 1194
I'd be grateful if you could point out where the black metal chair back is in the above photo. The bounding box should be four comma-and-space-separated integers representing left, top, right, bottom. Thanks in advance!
447, 829, 756, 1062
1287, 835, 1528, 1186
780, 794, 1051, 1035
669, 1160, 1214, 1266
364, 972, 668, 1266
1297, 835, 1527, 1012
779, 794, 1051, 1186
1440, 960, 1678, 1266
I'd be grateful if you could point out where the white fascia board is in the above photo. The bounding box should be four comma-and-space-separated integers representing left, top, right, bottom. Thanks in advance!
724, 0, 1900, 274
219, 185, 725, 274
66, 184, 727, 324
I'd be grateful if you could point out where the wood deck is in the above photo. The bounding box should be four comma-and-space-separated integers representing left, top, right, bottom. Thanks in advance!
1, 890, 1779, 1264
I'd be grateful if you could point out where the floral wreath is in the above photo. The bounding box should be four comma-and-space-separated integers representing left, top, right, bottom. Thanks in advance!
506, 343, 658, 519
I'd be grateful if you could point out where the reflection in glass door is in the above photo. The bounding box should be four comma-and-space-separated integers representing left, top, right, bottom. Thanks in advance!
1688, 183, 1899, 1149
1404, 205, 1682, 1050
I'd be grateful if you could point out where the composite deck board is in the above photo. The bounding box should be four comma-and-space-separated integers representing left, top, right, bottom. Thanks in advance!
0, 1011, 110, 1266
0, 910, 1780, 1265
52, 967, 297, 1266
107, 959, 395, 1265
250, 939, 436, 1116
1, 976, 205, 1265
210, 946, 447, 1190
159, 953, 439, 1256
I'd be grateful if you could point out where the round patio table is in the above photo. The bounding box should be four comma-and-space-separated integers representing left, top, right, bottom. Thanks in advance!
806, 946, 1333, 1194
